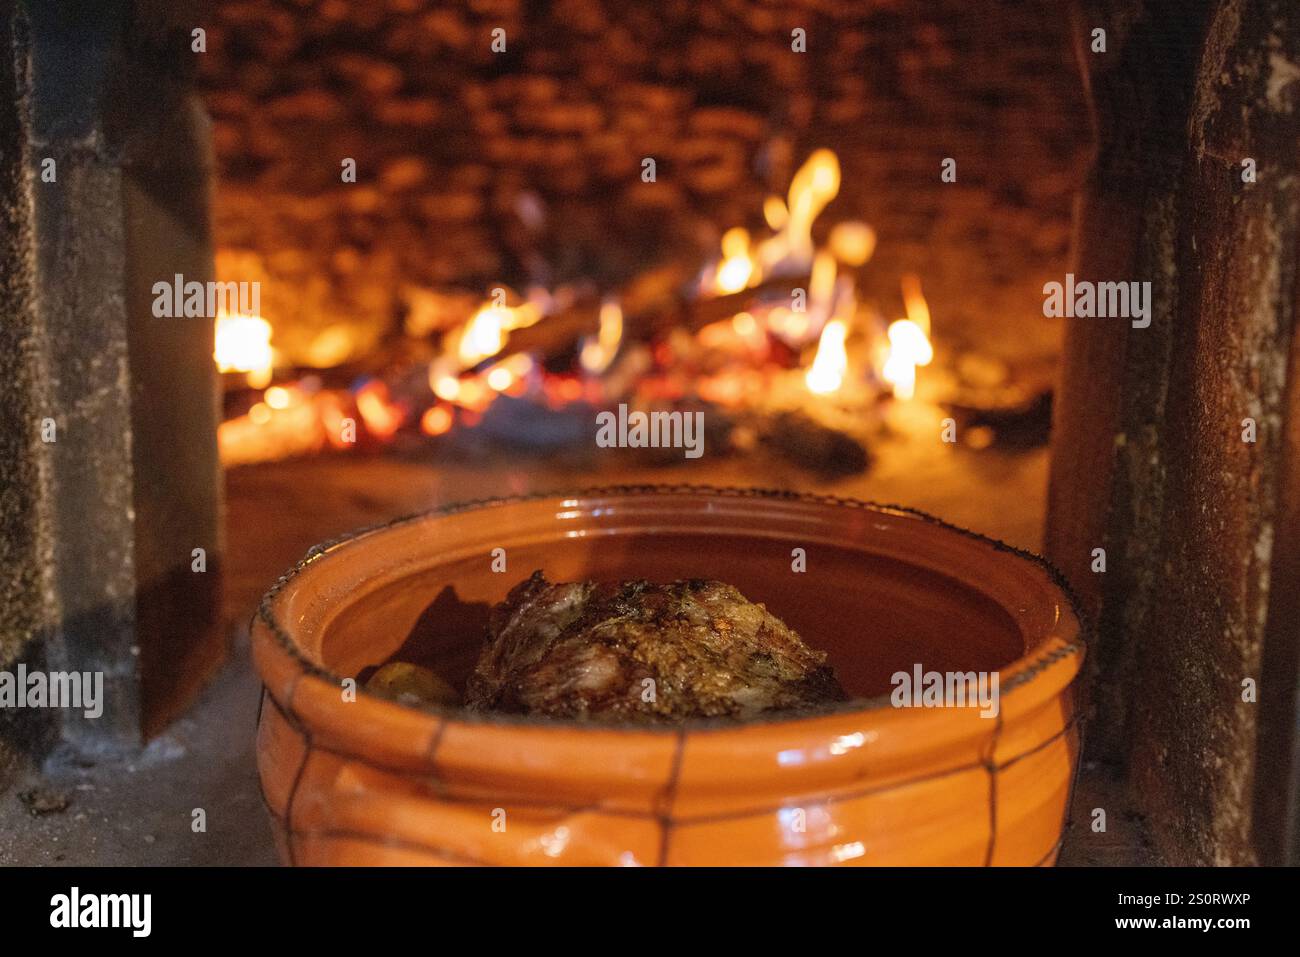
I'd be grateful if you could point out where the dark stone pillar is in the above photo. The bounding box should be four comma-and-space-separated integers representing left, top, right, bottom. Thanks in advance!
0, 0, 223, 758
1049, 0, 1300, 864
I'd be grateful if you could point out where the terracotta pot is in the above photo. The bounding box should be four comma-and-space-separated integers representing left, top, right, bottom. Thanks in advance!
253, 487, 1084, 866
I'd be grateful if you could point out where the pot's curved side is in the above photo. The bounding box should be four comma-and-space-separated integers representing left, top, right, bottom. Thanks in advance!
255, 659, 1078, 865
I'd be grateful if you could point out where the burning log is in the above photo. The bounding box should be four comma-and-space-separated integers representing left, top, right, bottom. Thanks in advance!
643, 275, 811, 337
467, 300, 602, 372
467, 274, 811, 374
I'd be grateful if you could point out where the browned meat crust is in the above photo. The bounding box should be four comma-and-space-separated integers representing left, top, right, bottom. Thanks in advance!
465, 571, 847, 722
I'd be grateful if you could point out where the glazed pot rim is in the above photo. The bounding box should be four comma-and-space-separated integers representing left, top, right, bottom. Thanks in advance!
253, 484, 1087, 735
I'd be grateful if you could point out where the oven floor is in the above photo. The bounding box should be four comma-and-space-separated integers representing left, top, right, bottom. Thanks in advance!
0, 444, 1156, 865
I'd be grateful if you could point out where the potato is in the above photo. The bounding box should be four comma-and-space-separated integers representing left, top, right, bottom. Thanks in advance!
366, 662, 461, 707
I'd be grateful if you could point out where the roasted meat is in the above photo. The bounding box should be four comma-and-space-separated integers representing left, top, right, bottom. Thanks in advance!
465, 571, 847, 721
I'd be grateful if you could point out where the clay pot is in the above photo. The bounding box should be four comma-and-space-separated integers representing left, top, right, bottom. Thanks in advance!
253, 487, 1084, 866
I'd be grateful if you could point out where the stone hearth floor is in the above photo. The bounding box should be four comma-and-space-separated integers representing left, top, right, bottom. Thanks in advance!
0, 441, 1155, 865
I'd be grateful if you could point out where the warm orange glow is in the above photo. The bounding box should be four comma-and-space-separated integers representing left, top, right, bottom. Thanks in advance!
767, 305, 810, 342
580, 299, 624, 374
750, 153, 843, 278
433, 374, 461, 402
480, 353, 534, 393
457, 306, 507, 366
455, 376, 493, 411
881, 275, 935, 400
304, 325, 354, 368
697, 319, 737, 349
264, 385, 292, 410
420, 404, 454, 436
319, 393, 351, 450
549, 376, 584, 404
829, 221, 876, 266
698, 310, 767, 354
699, 370, 757, 406
732, 311, 765, 349
809, 250, 838, 309
805, 319, 849, 395
454, 298, 543, 368
218, 394, 326, 467
214, 312, 274, 387
355, 381, 403, 438
763, 196, 788, 231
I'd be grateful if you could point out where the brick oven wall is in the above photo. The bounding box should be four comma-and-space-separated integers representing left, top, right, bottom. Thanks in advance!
197, 0, 1088, 367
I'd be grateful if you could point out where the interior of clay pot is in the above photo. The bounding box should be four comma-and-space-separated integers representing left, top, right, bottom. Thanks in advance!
274, 491, 1056, 708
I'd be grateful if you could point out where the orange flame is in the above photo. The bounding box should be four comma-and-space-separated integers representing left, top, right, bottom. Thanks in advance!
710, 150, 843, 299
580, 299, 624, 374
881, 275, 935, 400
784, 149, 841, 264
763, 196, 789, 231
805, 319, 849, 395
454, 297, 543, 368
214, 312, 274, 388
714, 228, 757, 294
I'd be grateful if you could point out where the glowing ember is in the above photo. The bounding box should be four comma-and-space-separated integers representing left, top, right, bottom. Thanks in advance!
355, 380, 404, 439
454, 376, 493, 411
805, 319, 849, 395
475, 353, 532, 394
319, 393, 351, 450
420, 404, 454, 436
432, 373, 461, 402
545, 375, 585, 405
881, 275, 935, 400
214, 312, 274, 388
264, 385, 292, 410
